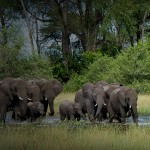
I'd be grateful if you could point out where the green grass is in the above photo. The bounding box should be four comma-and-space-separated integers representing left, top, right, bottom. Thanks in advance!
1, 124, 150, 150
1, 93, 150, 150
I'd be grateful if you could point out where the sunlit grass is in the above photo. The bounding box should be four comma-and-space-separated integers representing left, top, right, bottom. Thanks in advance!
138, 95, 150, 115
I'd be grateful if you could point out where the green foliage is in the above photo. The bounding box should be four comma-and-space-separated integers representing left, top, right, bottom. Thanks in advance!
51, 51, 102, 83
19, 55, 53, 80
0, 27, 53, 80
65, 39, 150, 93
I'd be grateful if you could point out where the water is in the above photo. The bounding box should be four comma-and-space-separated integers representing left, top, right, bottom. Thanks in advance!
4, 112, 150, 127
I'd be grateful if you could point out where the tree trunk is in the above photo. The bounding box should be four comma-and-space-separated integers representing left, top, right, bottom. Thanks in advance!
141, 11, 147, 43
35, 16, 41, 55
62, 28, 71, 67
54, 0, 71, 68
136, 24, 141, 43
20, 0, 35, 54
0, 9, 7, 45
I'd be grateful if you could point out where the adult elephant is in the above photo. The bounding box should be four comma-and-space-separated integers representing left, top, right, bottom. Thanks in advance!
0, 77, 29, 122
108, 86, 138, 125
75, 83, 107, 122
93, 81, 123, 121
75, 83, 94, 121
29, 79, 63, 116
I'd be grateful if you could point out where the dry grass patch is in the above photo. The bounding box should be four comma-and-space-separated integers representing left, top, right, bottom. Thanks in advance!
138, 95, 150, 115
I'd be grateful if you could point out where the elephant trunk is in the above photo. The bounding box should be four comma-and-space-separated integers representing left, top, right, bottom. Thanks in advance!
94, 97, 105, 121
49, 100, 54, 116
16, 92, 28, 118
131, 103, 138, 125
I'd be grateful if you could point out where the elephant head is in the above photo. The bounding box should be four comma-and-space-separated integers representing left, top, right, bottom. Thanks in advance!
35, 102, 44, 116
2, 78, 28, 120
92, 85, 107, 121
118, 87, 138, 124
73, 102, 85, 120
27, 85, 43, 102
38, 79, 63, 116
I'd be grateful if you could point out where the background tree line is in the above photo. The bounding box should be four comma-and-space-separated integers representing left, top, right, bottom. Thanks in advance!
1, 0, 150, 92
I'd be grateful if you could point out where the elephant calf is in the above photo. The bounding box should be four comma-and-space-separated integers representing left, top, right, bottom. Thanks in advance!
26, 102, 44, 122
59, 100, 85, 121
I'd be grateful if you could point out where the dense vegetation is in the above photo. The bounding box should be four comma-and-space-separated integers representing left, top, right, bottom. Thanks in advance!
65, 40, 150, 93
1, 0, 150, 93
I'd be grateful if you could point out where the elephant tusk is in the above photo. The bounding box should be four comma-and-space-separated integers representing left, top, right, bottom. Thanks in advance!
104, 103, 106, 106
129, 105, 132, 109
19, 97, 23, 101
95, 103, 98, 107
28, 98, 32, 101
45, 98, 48, 101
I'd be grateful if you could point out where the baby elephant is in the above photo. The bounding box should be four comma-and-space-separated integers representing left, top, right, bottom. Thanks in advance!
59, 100, 85, 121
26, 102, 44, 122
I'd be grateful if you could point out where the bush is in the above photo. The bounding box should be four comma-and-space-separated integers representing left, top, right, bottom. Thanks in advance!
64, 39, 150, 93
19, 55, 53, 80
51, 51, 102, 83
0, 27, 53, 80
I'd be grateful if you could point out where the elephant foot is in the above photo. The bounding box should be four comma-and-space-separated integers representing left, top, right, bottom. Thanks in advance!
49, 112, 54, 116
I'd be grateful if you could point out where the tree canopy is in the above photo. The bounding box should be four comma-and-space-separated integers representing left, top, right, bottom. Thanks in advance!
1, 0, 150, 86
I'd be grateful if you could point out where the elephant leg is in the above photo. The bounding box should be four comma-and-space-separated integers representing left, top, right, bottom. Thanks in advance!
12, 111, 15, 120
60, 114, 66, 121
120, 106, 126, 123
0, 106, 7, 123
114, 114, 121, 123
69, 114, 74, 120
109, 114, 115, 123
49, 100, 54, 116
42, 100, 48, 116
107, 103, 115, 123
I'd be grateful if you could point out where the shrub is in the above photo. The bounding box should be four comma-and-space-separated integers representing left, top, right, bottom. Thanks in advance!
64, 39, 150, 93
0, 27, 53, 80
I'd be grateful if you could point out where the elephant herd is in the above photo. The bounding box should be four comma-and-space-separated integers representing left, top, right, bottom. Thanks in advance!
59, 81, 138, 125
0, 77, 63, 123
0, 77, 138, 125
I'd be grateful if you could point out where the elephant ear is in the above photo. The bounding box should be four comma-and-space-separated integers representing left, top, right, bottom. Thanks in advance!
118, 90, 127, 107
52, 79, 63, 96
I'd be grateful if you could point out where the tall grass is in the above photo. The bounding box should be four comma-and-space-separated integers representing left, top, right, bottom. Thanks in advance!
1, 124, 150, 150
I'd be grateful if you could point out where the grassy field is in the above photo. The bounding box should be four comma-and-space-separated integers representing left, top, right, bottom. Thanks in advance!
0, 93, 150, 150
